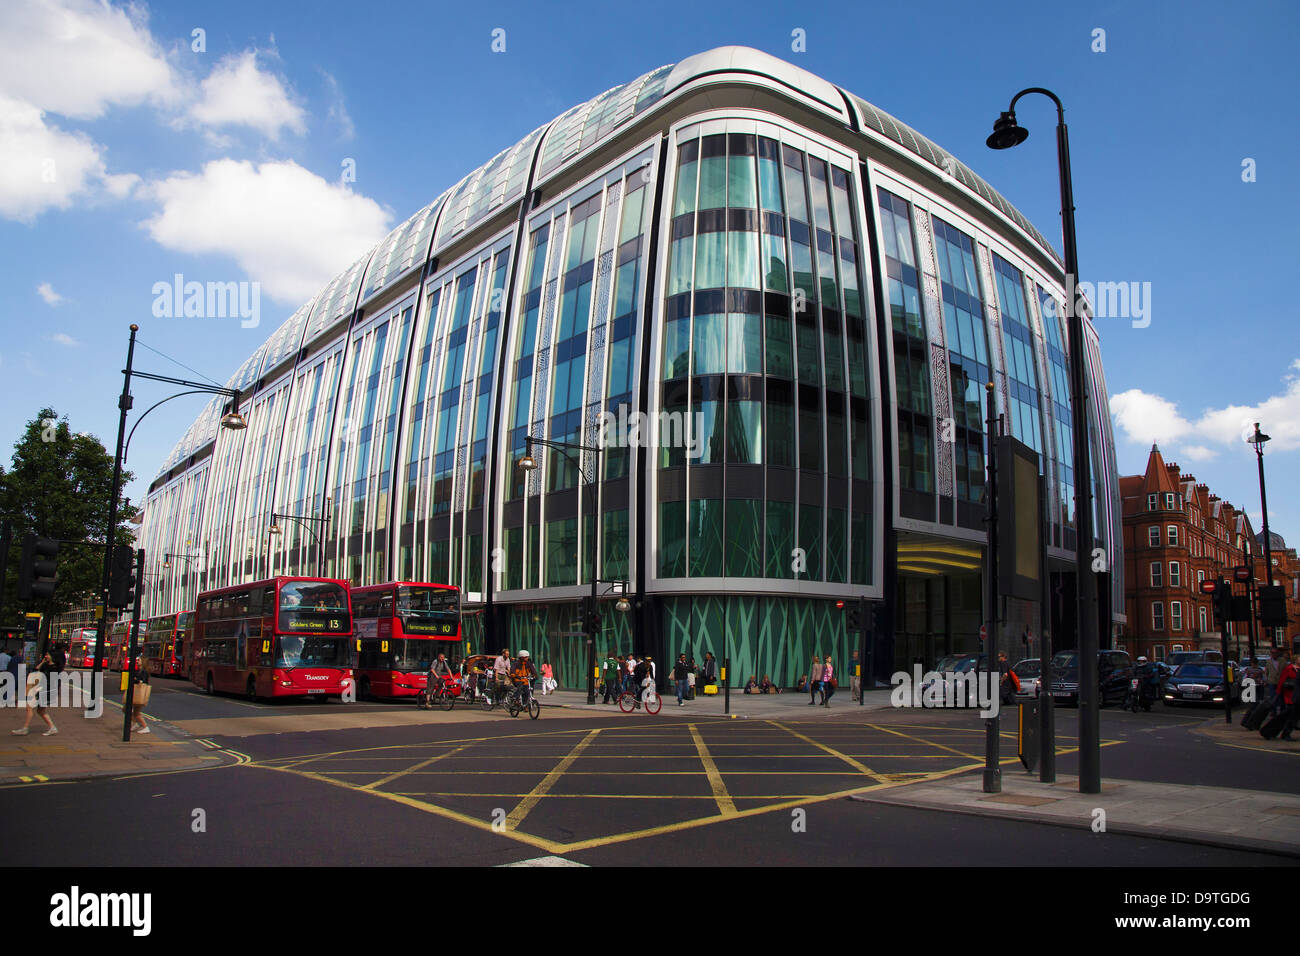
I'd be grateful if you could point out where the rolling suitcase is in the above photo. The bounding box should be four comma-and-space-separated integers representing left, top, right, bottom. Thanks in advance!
1259, 708, 1289, 740
1242, 699, 1269, 731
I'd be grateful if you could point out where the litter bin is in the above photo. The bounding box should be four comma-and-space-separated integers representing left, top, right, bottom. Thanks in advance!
1017, 699, 1040, 772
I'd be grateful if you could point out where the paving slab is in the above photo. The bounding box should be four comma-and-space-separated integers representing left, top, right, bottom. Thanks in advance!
853, 769, 1300, 857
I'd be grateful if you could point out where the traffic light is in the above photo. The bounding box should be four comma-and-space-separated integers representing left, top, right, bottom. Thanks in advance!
108, 545, 137, 609
1258, 585, 1288, 627
17, 534, 60, 602
582, 596, 601, 636
845, 598, 864, 631
1201, 577, 1232, 624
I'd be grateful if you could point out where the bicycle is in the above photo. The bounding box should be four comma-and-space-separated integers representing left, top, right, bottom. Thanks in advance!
506, 681, 541, 720
618, 686, 662, 715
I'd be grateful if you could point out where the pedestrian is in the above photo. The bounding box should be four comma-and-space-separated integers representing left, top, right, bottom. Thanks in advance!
51, 642, 67, 673
12, 650, 58, 736
603, 654, 622, 703
849, 648, 861, 702
686, 657, 697, 700
540, 660, 555, 695
673, 653, 690, 706
702, 653, 717, 688
625, 654, 638, 695
808, 654, 824, 705
1260, 651, 1296, 741
493, 648, 511, 699
821, 656, 836, 706
127, 665, 152, 735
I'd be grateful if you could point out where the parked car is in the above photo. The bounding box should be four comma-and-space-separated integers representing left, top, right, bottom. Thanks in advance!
1163, 662, 1232, 706
1049, 650, 1134, 707
1011, 658, 1041, 699
919, 653, 987, 707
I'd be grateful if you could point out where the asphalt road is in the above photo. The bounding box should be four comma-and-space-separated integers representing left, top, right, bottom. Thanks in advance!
1, 684, 1293, 868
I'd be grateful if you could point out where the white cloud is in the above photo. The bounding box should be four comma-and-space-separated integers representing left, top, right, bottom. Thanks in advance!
52, 332, 79, 347
140, 158, 392, 304
37, 282, 65, 306
0, 0, 179, 118
188, 51, 306, 139
1110, 360, 1300, 458
320, 70, 354, 141
0, 95, 118, 221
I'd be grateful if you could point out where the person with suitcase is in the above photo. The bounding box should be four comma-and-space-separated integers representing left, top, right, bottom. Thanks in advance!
1259, 651, 1296, 741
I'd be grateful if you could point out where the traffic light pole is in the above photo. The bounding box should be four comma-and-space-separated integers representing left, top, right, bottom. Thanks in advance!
983, 382, 1001, 794
93, 325, 138, 713
122, 548, 144, 742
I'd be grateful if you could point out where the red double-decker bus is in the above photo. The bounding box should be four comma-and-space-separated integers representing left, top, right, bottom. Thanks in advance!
142, 612, 192, 678
108, 620, 142, 673
67, 628, 104, 668
351, 582, 460, 699
191, 577, 353, 700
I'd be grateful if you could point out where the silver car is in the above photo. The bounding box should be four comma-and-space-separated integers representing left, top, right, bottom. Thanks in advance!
1011, 658, 1041, 699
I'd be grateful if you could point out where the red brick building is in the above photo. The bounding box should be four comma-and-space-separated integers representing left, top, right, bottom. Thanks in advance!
1257, 531, 1300, 652
1119, 445, 1277, 661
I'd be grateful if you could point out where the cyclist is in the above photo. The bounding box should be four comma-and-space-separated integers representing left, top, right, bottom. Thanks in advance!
489, 649, 512, 705
428, 653, 452, 698
511, 650, 537, 708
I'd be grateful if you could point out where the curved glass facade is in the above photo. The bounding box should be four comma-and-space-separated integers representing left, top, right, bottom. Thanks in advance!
140, 46, 1123, 689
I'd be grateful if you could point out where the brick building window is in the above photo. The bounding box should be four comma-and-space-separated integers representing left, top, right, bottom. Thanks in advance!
1150, 562, 1162, 587
1171, 602, 1182, 631
1153, 644, 1165, 661
1148, 493, 1158, 511
1149, 527, 1160, 547
1167, 525, 1179, 547
1152, 602, 1164, 630
1169, 562, 1180, 587
1199, 606, 1207, 632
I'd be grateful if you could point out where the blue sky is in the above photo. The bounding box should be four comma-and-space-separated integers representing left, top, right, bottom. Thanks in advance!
2, 0, 1297, 542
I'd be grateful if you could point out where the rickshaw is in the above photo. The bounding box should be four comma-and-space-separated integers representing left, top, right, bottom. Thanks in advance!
418, 654, 492, 711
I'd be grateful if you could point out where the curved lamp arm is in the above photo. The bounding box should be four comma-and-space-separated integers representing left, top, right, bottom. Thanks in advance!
123, 390, 217, 464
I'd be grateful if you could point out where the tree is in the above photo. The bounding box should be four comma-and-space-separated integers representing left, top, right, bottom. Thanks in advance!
1, 408, 137, 631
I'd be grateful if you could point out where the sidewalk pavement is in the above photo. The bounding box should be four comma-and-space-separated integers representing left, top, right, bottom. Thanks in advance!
0, 694, 233, 786
853, 764, 1300, 857
538, 684, 897, 717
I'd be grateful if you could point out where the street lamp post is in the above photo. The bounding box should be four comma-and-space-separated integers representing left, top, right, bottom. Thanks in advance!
268, 500, 332, 577
518, 435, 604, 704
988, 89, 1101, 794
92, 324, 246, 711
1247, 423, 1275, 648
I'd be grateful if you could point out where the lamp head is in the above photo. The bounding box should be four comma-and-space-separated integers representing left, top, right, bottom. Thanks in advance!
221, 389, 247, 430
615, 596, 631, 613
268, 524, 282, 536
518, 453, 537, 472
1247, 422, 1271, 447
987, 111, 1029, 150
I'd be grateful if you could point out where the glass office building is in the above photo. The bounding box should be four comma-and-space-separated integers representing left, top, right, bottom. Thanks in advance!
139, 47, 1123, 689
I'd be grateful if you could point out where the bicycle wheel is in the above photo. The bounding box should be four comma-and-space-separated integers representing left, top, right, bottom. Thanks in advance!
415, 690, 429, 711
439, 687, 455, 711
527, 698, 540, 720
618, 692, 635, 714
481, 691, 496, 712
643, 693, 662, 715
508, 692, 522, 718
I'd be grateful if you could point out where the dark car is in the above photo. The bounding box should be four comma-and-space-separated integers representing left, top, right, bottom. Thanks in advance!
1166, 651, 1206, 669
1049, 650, 1134, 707
1163, 662, 1233, 706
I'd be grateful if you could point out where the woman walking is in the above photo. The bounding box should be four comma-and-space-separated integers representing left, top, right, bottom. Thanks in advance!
128, 666, 152, 734
821, 656, 836, 706
808, 654, 824, 705
12, 650, 58, 736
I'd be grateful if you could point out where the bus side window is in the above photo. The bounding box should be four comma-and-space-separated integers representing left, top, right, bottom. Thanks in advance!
378, 591, 393, 618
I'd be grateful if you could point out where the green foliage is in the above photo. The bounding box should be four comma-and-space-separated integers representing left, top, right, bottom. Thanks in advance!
1, 408, 137, 621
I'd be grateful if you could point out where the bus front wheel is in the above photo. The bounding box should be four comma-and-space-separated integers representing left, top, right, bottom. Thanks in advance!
246, 676, 258, 702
